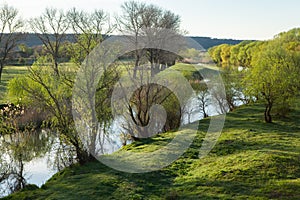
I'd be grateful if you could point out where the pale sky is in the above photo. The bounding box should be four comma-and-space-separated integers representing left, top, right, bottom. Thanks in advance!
3, 0, 300, 40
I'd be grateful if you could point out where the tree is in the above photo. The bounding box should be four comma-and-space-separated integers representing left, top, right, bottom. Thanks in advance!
8, 55, 94, 164
221, 66, 249, 111
29, 8, 69, 76
115, 1, 186, 142
141, 5, 182, 76
67, 8, 119, 157
220, 44, 231, 67
244, 41, 299, 123
113, 68, 183, 141
117, 1, 182, 77
208, 45, 222, 66
237, 41, 263, 68
116, 1, 146, 78
196, 83, 210, 118
0, 4, 24, 81
9, 8, 119, 164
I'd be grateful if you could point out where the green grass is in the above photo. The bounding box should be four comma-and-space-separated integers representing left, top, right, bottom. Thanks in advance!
0, 63, 216, 104
0, 66, 28, 104
3, 101, 300, 200
170, 63, 220, 79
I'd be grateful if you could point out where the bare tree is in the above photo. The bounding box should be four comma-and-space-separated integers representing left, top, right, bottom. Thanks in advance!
68, 8, 118, 157
197, 84, 210, 118
211, 83, 229, 114
29, 8, 69, 76
0, 4, 24, 81
116, 1, 146, 78
117, 1, 183, 77
67, 8, 114, 65
141, 6, 182, 76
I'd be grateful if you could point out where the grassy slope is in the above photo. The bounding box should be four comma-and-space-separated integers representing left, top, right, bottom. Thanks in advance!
0, 66, 28, 104
3, 102, 300, 200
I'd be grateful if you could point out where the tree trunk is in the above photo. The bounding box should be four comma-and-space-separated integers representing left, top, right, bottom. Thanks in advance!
54, 61, 60, 77
0, 63, 3, 82
264, 104, 272, 123
76, 147, 93, 165
133, 52, 140, 79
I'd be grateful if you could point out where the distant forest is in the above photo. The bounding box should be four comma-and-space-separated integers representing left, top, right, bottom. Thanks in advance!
2, 33, 245, 67
19, 33, 244, 50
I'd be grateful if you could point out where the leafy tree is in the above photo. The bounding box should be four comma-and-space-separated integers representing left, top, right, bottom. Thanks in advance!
244, 41, 299, 122
8, 56, 91, 164
229, 41, 252, 66
237, 41, 263, 68
208, 45, 222, 66
220, 44, 231, 67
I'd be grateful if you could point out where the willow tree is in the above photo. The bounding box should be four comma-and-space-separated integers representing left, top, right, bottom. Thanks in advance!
244, 41, 299, 123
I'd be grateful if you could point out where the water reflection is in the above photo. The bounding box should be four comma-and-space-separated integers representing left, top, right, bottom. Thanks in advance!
0, 130, 58, 197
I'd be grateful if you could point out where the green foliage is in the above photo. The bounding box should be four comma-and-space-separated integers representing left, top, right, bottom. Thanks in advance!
208, 41, 263, 68
220, 44, 231, 67
8, 56, 73, 120
6, 57, 90, 163
209, 28, 300, 122
208, 45, 222, 65
244, 41, 299, 122
0, 66, 27, 103
67, 33, 101, 66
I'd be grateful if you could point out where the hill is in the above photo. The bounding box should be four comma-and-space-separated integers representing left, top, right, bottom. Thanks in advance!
189, 36, 244, 50
19, 33, 244, 50
3, 101, 300, 200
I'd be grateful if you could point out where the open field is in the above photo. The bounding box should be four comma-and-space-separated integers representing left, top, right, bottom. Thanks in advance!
0, 62, 218, 105
0, 66, 28, 104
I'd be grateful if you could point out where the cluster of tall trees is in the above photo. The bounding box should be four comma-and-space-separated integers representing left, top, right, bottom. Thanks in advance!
208, 28, 300, 122
117, 1, 183, 77
0, 1, 183, 81
4, 0, 185, 165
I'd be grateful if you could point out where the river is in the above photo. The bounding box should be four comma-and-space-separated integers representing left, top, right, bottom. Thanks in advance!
0, 84, 240, 197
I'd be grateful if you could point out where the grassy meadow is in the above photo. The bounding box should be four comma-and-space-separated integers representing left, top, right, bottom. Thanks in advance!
3, 100, 300, 199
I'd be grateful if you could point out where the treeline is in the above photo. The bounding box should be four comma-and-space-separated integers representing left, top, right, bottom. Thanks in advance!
6, 34, 244, 67
208, 28, 300, 122
208, 40, 263, 68
190, 36, 244, 50
13, 34, 243, 49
